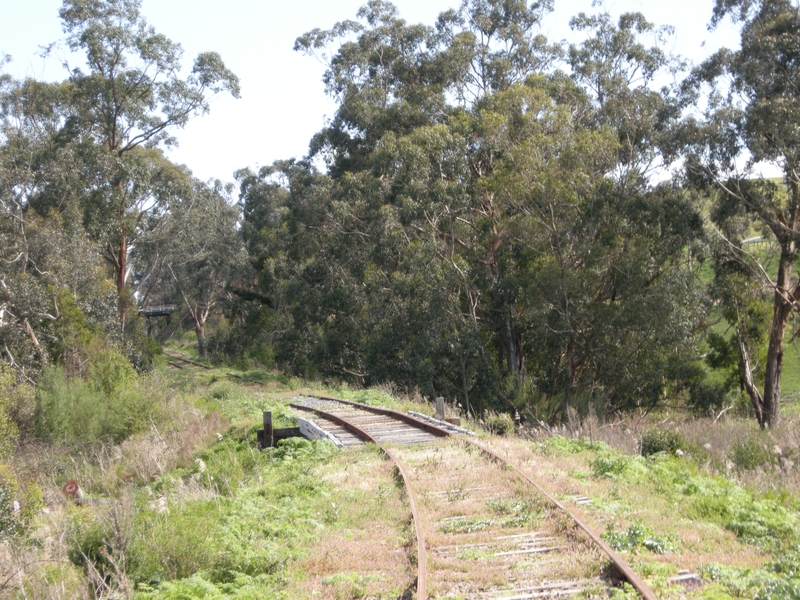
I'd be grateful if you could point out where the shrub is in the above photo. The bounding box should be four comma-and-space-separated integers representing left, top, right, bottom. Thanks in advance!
485, 413, 514, 435
591, 451, 634, 478
37, 366, 165, 444
730, 436, 774, 471
0, 365, 35, 437
688, 379, 729, 412
88, 344, 136, 396
602, 520, 674, 554
640, 428, 686, 456
0, 368, 20, 459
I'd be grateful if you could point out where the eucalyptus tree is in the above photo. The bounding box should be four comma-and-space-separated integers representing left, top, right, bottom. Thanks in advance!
0, 76, 114, 378
683, 0, 800, 427
239, 1, 707, 419
57, 0, 240, 326
568, 11, 683, 183
159, 180, 245, 357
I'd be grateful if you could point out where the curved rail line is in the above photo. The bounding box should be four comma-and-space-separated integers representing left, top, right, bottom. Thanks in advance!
291, 396, 658, 600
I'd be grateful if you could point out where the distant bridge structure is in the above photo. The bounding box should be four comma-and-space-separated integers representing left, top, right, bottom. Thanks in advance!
140, 305, 178, 336
140, 305, 177, 318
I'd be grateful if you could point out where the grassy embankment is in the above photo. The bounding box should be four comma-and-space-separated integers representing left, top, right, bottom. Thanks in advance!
3, 336, 800, 598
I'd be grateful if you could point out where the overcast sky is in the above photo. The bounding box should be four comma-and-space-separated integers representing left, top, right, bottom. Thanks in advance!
0, 0, 740, 185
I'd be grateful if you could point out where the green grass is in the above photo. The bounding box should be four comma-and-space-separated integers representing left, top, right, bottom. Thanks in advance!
537, 434, 800, 598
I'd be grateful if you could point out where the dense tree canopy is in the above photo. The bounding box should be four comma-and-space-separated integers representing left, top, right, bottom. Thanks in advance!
0, 0, 241, 377
237, 0, 713, 421
4, 0, 800, 427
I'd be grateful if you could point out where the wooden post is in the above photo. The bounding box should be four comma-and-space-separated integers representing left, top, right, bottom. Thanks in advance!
263, 411, 274, 448
435, 397, 445, 420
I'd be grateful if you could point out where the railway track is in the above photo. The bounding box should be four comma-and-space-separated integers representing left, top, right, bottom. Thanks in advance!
162, 350, 212, 370
291, 396, 657, 600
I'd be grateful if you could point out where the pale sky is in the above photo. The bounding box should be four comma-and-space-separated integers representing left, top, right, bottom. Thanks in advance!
1, 0, 740, 185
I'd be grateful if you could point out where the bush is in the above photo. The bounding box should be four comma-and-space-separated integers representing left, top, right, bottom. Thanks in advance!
485, 413, 514, 435
591, 451, 634, 478
602, 520, 674, 554
730, 436, 774, 471
689, 379, 730, 412
0, 365, 35, 438
37, 364, 165, 444
640, 428, 686, 457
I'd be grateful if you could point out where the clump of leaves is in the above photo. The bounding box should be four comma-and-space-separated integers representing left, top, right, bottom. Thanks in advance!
725, 501, 800, 550
640, 428, 686, 457
485, 413, 514, 435
591, 451, 637, 478
729, 436, 774, 470
536, 435, 601, 455
701, 562, 800, 599
602, 520, 674, 554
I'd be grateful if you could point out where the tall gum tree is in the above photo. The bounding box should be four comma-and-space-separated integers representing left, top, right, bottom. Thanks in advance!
684, 0, 800, 427
58, 0, 240, 326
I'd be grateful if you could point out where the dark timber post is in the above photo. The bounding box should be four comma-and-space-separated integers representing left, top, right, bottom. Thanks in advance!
263, 411, 274, 448
435, 397, 445, 420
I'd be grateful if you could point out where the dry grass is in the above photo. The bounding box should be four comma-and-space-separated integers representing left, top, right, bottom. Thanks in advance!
485, 434, 775, 598
392, 438, 611, 599
0, 394, 226, 599
287, 444, 414, 599
520, 408, 800, 493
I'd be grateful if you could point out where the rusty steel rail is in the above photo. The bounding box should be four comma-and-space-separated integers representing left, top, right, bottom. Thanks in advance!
293, 396, 658, 600
291, 401, 430, 599
465, 439, 658, 600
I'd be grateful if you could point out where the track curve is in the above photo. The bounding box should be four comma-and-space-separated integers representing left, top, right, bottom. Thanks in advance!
291, 396, 657, 600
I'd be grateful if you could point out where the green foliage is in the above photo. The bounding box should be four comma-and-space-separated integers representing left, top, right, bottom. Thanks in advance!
543, 433, 800, 555
688, 0, 800, 427
602, 520, 674, 554
129, 436, 339, 597
201, 381, 295, 428
640, 428, 686, 457
725, 501, 800, 549
232, 2, 707, 420
591, 451, 643, 479
129, 500, 223, 582
89, 344, 137, 396
67, 511, 118, 576
729, 435, 774, 470
701, 562, 800, 600
0, 366, 22, 458
439, 496, 544, 534
484, 413, 515, 435
321, 572, 383, 599
37, 364, 165, 444
536, 435, 601, 455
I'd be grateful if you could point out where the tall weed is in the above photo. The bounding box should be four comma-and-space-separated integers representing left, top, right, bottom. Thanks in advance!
37, 365, 165, 444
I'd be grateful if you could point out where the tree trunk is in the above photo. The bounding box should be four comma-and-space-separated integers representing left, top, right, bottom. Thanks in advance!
761, 246, 794, 427
737, 328, 766, 426
502, 322, 524, 375
116, 184, 128, 331
195, 322, 206, 358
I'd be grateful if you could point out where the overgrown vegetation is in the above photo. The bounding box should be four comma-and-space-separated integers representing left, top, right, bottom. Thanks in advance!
5, 0, 800, 431
4, 0, 800, 596
529, 428, 800, 598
